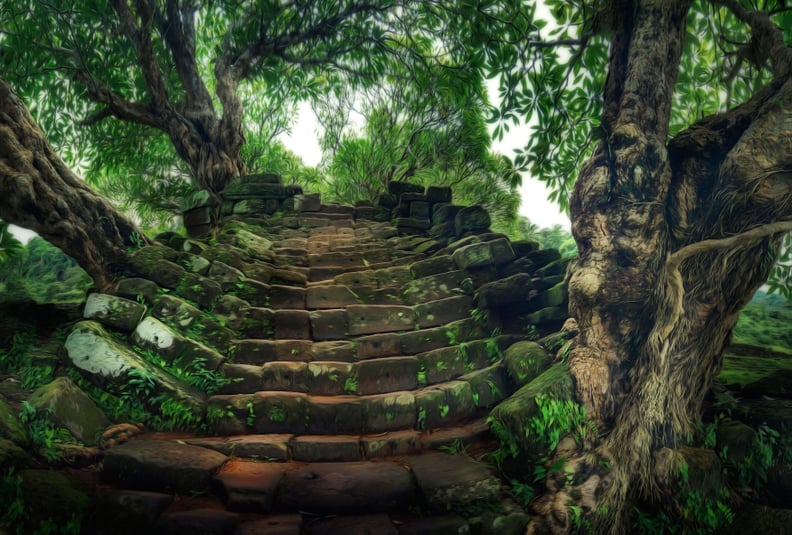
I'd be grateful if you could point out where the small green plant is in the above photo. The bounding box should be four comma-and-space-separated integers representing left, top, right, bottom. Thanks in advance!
417, 407, 427, 430
471, 307, 489, 325
269, 406, 285, 423
439, 404, 450, 418
439, 439, 468, 455
485, 336, 503, 363
18, 401, 79, 463
528, 395, 596, 451
246, 401, 256, 427
0, 468, 26, 529
417, 365, 427, 386
343, 373, 358, 394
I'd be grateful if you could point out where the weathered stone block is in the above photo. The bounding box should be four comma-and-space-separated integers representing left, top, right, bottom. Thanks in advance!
295, 193, 322, 212
133, 317, 225, 370
268, 285, 306, 309
101, 440, 227, 493
305, 396, 364, 434
311, 341, 357, 362
476, 273, 535, 309
218, 363, 264, 394
29, 377, 109, 446
309, 309, 348, 341
355, 357, 420, 395
305, 362, 352, 396
488, 238, 516, 265
260, 362, 309, 392
207, 261, 246, 290
388, 181, 424, 196
83, 293, 146, 332
290, 436, 361, 462
462, 365, 510, 408
355, 333, 402, 359
407, 453, 501, 512
426, 186, 453, 204
253, 392, 308, 434
116, 277, 160, 304
363, 392, 416, 432
502, 341, 552, 387
413, 295, 473, 329
454, 205, 491, 236
451, 242, 493, 270
64, 322, 205, 421
275, 461, 414, 514
409, 255, 455, 279
346, 305, 415, 335
175, 272, 223, 308
274, 309, 311, 340
410, 201, 431, 219
419, 347, 467, 385
306, 285, 360, 309
214, 459, 285, 513
395, 217, 431, 230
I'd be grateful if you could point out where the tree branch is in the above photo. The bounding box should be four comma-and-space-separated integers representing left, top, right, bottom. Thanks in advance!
110, 0, 171, 112
712, 0, 792, 77
668, 220, 792, 269
158, 0, 215, 112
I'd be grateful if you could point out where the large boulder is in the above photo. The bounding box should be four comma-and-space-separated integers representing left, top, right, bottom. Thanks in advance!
488, 362, 574, 461
28, 377, 110, 446
64, 321, 206, 421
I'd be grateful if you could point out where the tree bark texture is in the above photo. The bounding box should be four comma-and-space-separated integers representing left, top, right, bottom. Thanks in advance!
528, 1, 792, 532
0, 79, 146, 290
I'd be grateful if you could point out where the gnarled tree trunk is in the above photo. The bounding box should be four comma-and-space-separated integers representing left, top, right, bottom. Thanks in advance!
527, 1, 792, 533
0, 79, 148, 290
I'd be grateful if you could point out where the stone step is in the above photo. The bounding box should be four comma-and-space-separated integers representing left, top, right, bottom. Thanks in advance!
217, 350, 511, 399
98, 442, 509, 531
207, 366, 511, 435
231, 295, 475, 339
184, 418, 491, 461
228, 317, 490, 365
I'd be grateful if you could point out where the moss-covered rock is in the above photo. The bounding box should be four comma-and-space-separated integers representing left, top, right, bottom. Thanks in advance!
28, 377, 110, 446
488, 362, 574, 460
83, 293, 146, 332
502, 341, 553, 388
0, 396, 28, 446
64, 321, 206, 421
0, 438, 30, 472
17, 469, 91, 529
132, 317, 225, 370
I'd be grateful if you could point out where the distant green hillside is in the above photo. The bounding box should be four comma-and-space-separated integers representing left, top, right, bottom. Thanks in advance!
733, 290, 792, 350
0, 238, 91, 304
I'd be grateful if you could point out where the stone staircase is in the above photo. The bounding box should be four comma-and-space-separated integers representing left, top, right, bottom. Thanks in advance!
53, 181, 572, 534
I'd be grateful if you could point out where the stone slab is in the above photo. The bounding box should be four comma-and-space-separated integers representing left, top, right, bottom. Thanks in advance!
101, 440, 228, 493
407, 452, 501, 512
275, 461, 415, 514
214, 459, 285, 512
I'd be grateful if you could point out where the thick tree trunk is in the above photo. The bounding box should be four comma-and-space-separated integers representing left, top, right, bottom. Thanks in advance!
526, 2, 792, 533
0, 79, 148, 290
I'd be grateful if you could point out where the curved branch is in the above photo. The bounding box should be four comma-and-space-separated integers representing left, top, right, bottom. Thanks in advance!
668, 220, 792, 270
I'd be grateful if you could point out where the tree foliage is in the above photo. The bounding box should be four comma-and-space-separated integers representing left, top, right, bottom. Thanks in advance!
315, 52, 523, 226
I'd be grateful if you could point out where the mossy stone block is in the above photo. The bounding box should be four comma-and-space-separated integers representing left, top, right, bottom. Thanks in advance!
28, 377, 109, 446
